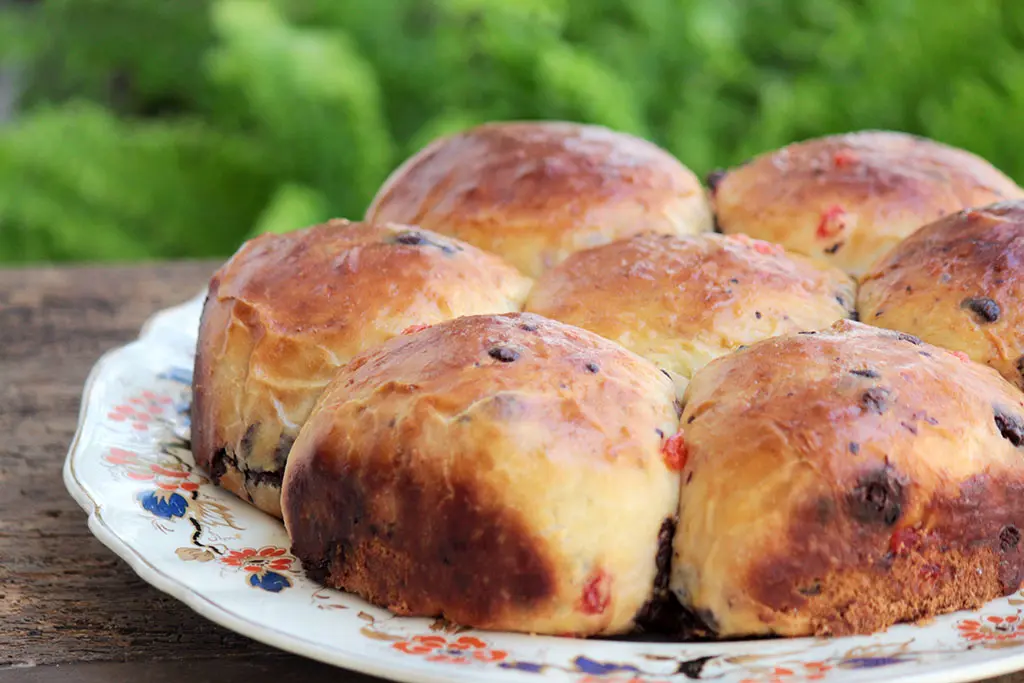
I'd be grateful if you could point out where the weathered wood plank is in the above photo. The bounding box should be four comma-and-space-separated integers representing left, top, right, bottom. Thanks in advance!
0, 263, 304, 669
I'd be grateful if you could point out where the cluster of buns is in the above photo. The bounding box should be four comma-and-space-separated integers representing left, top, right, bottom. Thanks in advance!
192, 121, 1024, 639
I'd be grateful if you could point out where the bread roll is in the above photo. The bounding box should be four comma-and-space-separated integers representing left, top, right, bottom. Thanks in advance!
365, 121, 713, 277
281, 313, 681, 636
526, 232, 854, 389
859, 201, 1024, 389
191, 220, 531, 518
710, 131, 1024, 276
672, 320, 1024, 637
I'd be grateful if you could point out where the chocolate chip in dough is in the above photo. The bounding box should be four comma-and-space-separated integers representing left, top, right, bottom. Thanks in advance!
705, 169, 727, 193
860, 388, 890, 414
994, 407, 1024, 447
394, 230, 458, 254
488, 346, 520, 363
897, 332, 922, 345
240, 423, 259, 457
962, 296, 1001, 324
849, 468, 904, 526
1000, 525, 1021, 552
209, 448, 229, 483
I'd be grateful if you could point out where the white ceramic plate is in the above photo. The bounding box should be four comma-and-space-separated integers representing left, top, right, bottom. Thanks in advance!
64, 292, 1024, 683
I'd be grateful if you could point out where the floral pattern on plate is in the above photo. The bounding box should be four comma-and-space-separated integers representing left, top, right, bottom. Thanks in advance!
63, 292, 1024, 683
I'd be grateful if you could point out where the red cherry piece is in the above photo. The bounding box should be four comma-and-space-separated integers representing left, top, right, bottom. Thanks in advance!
661, 432, 689, 471
579, 569, 611, 615
816, 205, 847, 238
833, 149, 858, 167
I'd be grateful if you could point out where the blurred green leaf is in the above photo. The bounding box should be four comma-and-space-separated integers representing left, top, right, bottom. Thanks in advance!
0, 102, 275, 263
3, 0, 1024, 263
249, 183, 331, 237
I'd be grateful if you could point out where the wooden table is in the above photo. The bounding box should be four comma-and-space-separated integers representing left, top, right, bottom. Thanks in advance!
1, 262, 1021, 683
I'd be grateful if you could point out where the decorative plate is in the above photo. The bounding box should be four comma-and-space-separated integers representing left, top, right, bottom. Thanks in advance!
64, 292, 1024, 683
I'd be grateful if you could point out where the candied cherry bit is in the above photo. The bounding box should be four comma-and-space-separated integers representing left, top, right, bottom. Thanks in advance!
401, 324, 429, 335
951, 350, 970, 363
833, 149, 858, 167
816, 205, 847, 239
579, 569, 611, 615
728, 233, 781, 256
661, 432, 689, 471
889, 527, 920, 555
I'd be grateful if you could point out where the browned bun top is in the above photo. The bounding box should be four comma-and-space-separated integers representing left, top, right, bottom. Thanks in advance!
526, 231, 854, 384
208, 219, 530, 338
190, 219, 532, 518
282, 312, 681, 635
673, 319, 1024, 637
365, 121, 713, 277
859, 200, 1024, 389
711, 131, 1024, 276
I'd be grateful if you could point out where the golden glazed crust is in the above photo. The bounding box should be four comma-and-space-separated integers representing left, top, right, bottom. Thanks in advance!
365, 121, 713, 277
525, 232, 854, 389
672, 320, 1024, 637
711, 131, 1024, 276
859, 201, 1024, 390
281, 313, 681, 636
191, 220, 532, 518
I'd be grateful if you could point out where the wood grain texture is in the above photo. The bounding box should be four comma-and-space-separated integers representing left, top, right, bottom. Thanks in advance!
0, 262, 1021, 682
0, 263, 380, 682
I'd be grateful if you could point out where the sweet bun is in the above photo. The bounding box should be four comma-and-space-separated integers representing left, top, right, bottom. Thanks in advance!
859, 201, 1024, 390
672, 320, 1024, 637
525, 232, 855, 389
281, 313, 681, 636
191, 220, 532, 518
710, 131, 1024, 276
365, 121, 713, 277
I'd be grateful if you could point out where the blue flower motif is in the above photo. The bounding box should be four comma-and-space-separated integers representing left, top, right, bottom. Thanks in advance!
137, 490, 188, 518
249, 571, 292, 592
499, 662, 546, 673
159, 367, 193, 385
841, 656, 908, 669
573, 656, 640, 675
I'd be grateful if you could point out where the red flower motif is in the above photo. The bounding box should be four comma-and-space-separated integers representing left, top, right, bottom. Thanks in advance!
958, 614, 1024, 642
102, 448, 202, 494
391, 635, 507, 664
220, 546, 294, 573
108, 391, 174, 431
738, 661, 832, 683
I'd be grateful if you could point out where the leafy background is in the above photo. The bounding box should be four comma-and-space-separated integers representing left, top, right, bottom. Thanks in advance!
2, 0, 1023, 264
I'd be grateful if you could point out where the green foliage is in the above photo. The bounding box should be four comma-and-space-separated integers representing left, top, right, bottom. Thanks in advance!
2, 0, 1023, 263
